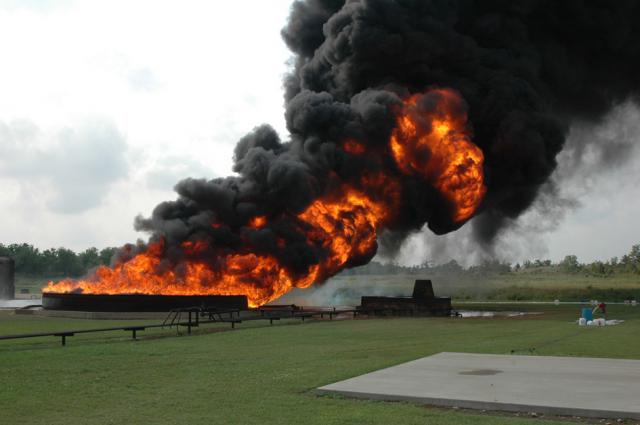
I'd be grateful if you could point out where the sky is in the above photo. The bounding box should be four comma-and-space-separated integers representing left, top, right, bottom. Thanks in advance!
0, 0, 639, 266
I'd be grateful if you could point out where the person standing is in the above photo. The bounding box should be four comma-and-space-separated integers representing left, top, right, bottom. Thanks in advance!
593, 301, 606, 319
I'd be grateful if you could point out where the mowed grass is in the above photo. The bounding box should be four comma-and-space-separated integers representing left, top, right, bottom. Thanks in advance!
1, 304, 639, 425
14, 275, 57, 294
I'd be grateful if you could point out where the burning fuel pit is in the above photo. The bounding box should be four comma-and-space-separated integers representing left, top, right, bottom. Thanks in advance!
42, 292, 248, 312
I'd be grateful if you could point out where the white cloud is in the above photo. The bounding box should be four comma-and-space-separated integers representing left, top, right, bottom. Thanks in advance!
126, 67, 161, 92
0, 1, 294, 251
0, 118, 129, 213
0, 0, 74, 12
144, 155, 214, 191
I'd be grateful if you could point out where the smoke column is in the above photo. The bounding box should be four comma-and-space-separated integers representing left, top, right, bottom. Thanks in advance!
46, 0, 640, 306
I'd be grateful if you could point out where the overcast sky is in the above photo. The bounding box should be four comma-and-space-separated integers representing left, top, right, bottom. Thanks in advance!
1, 1, 638, 265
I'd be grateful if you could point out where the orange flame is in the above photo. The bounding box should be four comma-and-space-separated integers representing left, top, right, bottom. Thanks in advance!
248, 216, 267, 229
44, 88, 484, 306
343, 139, 366, 155
298, 173, 399, 277
44, 247, 317, 308
390, 88, 486, 222
44, 174, 398, 307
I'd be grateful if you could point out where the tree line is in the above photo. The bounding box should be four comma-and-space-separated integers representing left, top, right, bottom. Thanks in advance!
342, 244, 640, 277
0, 243, 117, 277
1, 242, 639, 279
553, 244, 640, 276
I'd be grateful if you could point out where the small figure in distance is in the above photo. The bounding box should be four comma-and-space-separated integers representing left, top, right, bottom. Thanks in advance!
593, 301, 606, 319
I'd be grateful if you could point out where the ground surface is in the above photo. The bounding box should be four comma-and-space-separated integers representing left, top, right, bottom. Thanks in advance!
1, 304, 639, 425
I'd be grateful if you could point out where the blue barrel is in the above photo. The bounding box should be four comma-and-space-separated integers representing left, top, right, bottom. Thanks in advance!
581, 308, 593, 321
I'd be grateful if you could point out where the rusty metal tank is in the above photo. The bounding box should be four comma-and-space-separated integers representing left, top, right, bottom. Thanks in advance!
0, 257, 15, 299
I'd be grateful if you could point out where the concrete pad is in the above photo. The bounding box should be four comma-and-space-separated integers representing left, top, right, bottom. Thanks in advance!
318, 352, 640, 419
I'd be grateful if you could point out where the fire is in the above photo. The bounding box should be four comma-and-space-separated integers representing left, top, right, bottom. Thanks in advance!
248, 216, 267, 228
44, 88, 485, 306
298, 174, 399, 277
44, 243, 316, 307
181, 240, 208, 255
390, 88, 486, 222
343, 139, 366, 155
44, 175, 398, 307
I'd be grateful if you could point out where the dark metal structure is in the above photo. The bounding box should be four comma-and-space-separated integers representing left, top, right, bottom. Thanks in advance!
42, 292, 248, 312
359, 279, 451, 316
0, 257, 15, 300
0, 305, 358, 346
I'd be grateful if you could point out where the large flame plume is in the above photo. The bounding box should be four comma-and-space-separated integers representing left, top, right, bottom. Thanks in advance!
44, 89, 485, 307
390, 89, 486, 223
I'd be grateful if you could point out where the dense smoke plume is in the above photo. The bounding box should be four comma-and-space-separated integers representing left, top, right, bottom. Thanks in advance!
285, 0, 640, 242
47, 0, 640, 305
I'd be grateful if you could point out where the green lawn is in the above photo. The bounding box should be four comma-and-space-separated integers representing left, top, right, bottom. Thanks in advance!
1, 304, 639, 425
14, 275, 56, 294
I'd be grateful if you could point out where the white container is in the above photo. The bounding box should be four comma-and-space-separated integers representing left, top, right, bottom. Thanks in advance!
578, 318, 586, 326
587, 320, 594, 326
554, 299, 560, 305
632, 300, 637, 307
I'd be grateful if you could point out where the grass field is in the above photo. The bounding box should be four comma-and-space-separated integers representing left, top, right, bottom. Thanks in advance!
13, 275, 57, 296
1, 304, 639, 425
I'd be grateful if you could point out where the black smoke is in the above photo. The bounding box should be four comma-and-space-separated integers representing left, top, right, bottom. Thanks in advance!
134, 0, 639, 283
282, 0, 640, 243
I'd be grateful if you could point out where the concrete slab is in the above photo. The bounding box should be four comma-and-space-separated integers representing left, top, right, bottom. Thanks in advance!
318, 352, 640, 419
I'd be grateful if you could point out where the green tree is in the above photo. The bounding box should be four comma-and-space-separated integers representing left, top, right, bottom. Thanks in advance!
629, 245, 640, 273
54, 248, 84, 277
6, 243, 44, 274
560, 255, 580, 273
99, 247, 118, 266
79, 247, 102, 270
